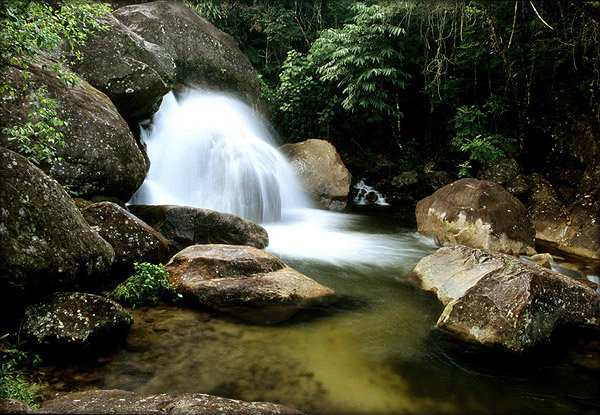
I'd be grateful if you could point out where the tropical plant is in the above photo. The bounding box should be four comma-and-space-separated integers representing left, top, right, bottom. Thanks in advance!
450, 97, 517, 177
0, 0, 111, 166
109, 262, 175, 308
0, 348, 42, 409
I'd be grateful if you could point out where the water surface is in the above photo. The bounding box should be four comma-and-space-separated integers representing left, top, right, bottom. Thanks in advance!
39, 211, 600, 414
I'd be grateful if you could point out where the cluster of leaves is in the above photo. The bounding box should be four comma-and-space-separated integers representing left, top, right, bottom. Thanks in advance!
0, 348, 42, 409
109, 263, 175, 308
0, 0, 111, 167
450, 97, 517, 177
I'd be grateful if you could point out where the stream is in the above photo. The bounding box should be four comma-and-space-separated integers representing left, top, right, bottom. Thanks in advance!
38, 209, 600, 414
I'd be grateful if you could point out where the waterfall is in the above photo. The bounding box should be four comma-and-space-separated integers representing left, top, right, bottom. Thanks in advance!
129, 90, 309, 223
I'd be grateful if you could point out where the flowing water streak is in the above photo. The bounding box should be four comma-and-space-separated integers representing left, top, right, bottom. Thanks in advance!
129, 91, 309, 223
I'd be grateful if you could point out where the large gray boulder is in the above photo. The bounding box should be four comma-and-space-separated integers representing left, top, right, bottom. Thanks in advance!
0, 148, 114, 316
408, 245, 600, 352
23, 292, 133, 350
128, 205, 269, 254
166, 244, 335, 323
73, 1, 265, 120
82, 202, 170, 274
70, 13, 176, 120
280, 139, 352, 211
415, 178, 536, 255
0, 56, 147, 200
36, 389, 304, 414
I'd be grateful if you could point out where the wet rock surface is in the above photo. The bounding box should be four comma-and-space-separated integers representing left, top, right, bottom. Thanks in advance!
36, 389, 304, 414
23, 293, 133, 350
73, 1, 265, 120
165, 244, 335, 323
82, 202, 169, 276
0, 56, 146, 200
528, 174, 600, 269
408, 245, 600, 352
128, 205, 268, 254
0, 148, 114, 320
416, 178, 536, 255
280, 139, 352, 211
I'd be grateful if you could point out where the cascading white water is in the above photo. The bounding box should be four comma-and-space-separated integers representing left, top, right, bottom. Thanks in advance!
129, 91, 309, 223
129, 89, 438, 265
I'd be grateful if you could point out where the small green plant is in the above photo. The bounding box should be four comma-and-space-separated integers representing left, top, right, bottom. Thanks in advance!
109, 262, 175, 308
0, 348, 42, 409
3, 86, 67, 166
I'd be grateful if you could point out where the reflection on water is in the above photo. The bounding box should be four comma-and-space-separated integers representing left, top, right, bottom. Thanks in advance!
39, 211, 600, 414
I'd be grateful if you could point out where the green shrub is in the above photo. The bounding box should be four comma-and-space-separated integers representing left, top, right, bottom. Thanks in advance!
0, 348, 41, 409
450, 98, 517, 177
109, 262, 175, 308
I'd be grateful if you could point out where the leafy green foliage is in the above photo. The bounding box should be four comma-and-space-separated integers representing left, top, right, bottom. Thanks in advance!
450, 98, 517, 177
0, 0, 111, 166
311, 3, 409, 118
2, 86, 67, 166
183, 0, 223, 23
110, 263, 175, 308
0, 348, 42, 409
274, 49, 339, 141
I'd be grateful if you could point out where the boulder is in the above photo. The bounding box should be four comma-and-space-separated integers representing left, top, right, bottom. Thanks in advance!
528, 174, 600, 268
415, 178, 536, 255
477, 157, 521, 187
128, 205, 268, 254
82, 202, 169, 274
73, 1, 265, 120
0, 399, 32, 413
279, 139, 351, 211
477, 158, 531, 199
408, 245, 600, 352
0, 56, 147, 201
0, 148, 114, 319
165, 244, 335, 323
69, 13, 176, 120
36, 389, 304, 414
23, 292, 132, 350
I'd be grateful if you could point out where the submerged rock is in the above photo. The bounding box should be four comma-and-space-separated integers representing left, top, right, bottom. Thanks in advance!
82, 202, 169, 275
36, 389, 305, 414
128, 205, 268, 254
408, 245, 600, 352
0, 56, 146, 201
280, 139, 352, 211
23, 292, 132, 350
0, 148, 114, 321
166, 244, 335, 323
415, 178, 536, 255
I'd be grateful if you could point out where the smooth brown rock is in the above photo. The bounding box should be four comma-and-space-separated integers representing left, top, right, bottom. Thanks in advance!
166, 244, 335, 323
280, 139, 351, 211
36, 389, 305, 414
415, 178, 536, 255
408, 245, 600, 352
